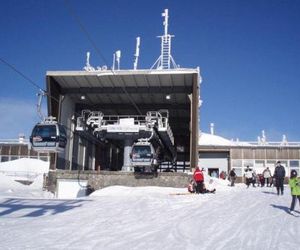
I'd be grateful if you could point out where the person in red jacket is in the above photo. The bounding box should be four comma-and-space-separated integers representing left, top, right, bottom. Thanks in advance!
193, 166, 204, 194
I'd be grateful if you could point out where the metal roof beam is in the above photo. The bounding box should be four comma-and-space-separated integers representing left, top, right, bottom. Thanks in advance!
76, 103, 189, 111
62, 86, 192, 94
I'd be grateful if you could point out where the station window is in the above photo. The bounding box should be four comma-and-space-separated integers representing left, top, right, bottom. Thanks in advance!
290, 160, 299, 168
234, 168, 243, 177
231, 160, 243, 177
279, 161, 288, 168
232, 159, 242, 168
1, 156, 9, 162
10, 156, 19, 161
266, 160, 276, 168
243, 160, 254, 168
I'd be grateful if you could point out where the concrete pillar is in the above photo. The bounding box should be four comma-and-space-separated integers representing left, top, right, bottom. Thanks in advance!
122, 139, 133, 171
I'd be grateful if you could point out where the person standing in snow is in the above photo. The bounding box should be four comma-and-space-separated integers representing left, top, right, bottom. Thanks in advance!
263, 167, 272, 187
288, 170, 300, 215
193, 167, 204, 194
274, 161, 286, 195
252, 170, 257, 187
229, 168, 237, 186
244, 166, 254, 188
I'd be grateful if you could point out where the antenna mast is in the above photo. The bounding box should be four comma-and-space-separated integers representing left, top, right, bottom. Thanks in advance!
151, 9, 178, 70
133, 37, 140, 70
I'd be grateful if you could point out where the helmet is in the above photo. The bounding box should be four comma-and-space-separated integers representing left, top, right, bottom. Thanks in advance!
291, 170, 297, 178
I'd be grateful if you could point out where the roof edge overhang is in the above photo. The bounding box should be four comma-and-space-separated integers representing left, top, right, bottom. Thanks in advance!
46, 68, 199, 77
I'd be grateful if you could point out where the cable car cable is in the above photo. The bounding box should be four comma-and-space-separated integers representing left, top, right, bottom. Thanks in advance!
0, 56, 60, 104
63, 0, 143, 115
0, 57, 100, 148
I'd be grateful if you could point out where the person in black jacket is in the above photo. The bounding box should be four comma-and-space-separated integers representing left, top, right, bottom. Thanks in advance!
273, 161, 286, 195
229, 168, 237, 186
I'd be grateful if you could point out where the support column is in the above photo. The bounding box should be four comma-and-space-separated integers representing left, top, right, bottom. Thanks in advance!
122, 139, 133, 171
190, 72, 199, 172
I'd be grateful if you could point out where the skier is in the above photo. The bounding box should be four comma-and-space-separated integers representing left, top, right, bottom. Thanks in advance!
263, 167, 272, 187
244, 166, 254, 188
229, 168, 237, 186
193, 166, 204, 194
288, 170, 300, 215
274, 161, 286, 195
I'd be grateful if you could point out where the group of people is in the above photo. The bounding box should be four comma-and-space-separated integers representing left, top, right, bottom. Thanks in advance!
188, 167, 216, 194
244, 162, 300, 214
187, 162, 300, 214
243, 161, 286, 195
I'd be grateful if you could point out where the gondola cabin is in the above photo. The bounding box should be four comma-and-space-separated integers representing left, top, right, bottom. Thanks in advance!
130, 141, 158, 172
30, 119, 67, 153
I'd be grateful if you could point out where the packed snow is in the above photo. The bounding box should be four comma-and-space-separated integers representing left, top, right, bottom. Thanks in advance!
0, 159, 299, 249
0, 158, 49, 182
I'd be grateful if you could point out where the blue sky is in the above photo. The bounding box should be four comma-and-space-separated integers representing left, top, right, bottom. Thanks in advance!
0, 0, 300, 141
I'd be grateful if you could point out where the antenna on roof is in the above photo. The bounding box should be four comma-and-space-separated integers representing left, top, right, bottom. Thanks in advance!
210, 123, 215, 135
112, 50, 121, 70
281, 134, 288, 145
151, 9, 178, 70
83, 51, 95, 71
133, 37, 140, 70
260, 130, 268, 145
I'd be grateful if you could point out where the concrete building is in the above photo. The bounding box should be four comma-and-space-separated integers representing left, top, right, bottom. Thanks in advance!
198, 130, 300, 182
0, 136, 50, 163
46, 69, 201, 172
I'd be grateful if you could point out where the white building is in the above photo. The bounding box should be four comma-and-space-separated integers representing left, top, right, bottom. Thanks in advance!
198, 130, 300, 182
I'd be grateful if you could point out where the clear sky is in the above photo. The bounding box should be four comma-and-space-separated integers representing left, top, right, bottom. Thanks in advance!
0, 0, 299, 141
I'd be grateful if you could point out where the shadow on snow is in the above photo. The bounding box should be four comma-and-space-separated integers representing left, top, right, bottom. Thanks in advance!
0, 198, 91, 218
262, 191, 277, 195
270, 204, 290, 214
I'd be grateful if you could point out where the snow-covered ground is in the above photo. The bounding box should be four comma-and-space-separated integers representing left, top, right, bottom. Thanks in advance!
0, 159, 299, 249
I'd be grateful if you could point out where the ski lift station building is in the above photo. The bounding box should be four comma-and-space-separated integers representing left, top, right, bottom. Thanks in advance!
46, 68, 200, 171
44, 68, 201, 192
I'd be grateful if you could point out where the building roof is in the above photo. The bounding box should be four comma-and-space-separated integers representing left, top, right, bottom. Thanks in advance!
199, 132, 235, 146
199, 132, 300, 148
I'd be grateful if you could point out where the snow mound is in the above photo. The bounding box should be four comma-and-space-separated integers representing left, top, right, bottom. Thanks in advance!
90, 186, 187, 197
91, 174, 232, 197
0, 172, 23, 190
0, 158, 49, 174
0, 173, 53, 198
0, 159, 53, 198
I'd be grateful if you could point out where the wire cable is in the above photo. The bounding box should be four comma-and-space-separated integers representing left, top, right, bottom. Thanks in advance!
63, 0, 143, 115
0, 56, 107, 148
0, 56, 60, 104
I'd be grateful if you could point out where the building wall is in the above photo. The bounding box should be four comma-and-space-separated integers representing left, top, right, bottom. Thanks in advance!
230, 147, 300, 178
47, 170, 190, 193
198, 152, 229, 177
0, 143, 50, 162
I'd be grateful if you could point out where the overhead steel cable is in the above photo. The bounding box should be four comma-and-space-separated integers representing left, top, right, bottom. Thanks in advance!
0, 57, 80, 136
0, 56, 60, 104
63, 0, 143, 115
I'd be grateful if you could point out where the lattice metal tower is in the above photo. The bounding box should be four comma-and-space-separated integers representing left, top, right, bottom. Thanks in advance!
151, 9, 178, 70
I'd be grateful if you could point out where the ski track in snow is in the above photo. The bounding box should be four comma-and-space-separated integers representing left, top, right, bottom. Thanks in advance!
1, 185, 300, 250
